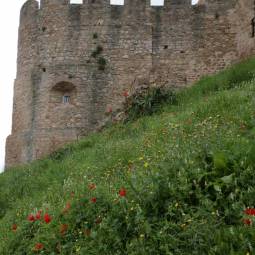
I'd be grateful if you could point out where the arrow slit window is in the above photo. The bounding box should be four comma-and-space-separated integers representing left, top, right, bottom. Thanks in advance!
252, 18, 255, 38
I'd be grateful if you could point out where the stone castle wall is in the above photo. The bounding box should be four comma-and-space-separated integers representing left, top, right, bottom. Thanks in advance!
5, 0, 255, 168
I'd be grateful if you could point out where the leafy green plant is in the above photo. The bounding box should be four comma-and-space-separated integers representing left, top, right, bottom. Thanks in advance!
91, 45, 103, 58
97, 57, 107, 71
124, 87, 177, 121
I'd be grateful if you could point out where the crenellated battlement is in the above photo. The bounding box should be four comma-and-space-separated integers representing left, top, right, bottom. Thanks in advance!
19, 0, 242, 28
19, 0, 240, 29
20, 0, 39, 23
21, 0, 238, 11
41, 0, 69, 7
5, 0, 255, 169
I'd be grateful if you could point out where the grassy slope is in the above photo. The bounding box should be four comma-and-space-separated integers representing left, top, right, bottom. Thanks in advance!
0, 59, 255, 254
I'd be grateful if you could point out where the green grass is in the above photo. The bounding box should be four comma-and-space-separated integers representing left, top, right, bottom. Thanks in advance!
1, 59, 255, 254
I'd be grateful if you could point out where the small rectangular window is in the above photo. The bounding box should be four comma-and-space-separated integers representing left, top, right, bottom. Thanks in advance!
63, 95, 70, 104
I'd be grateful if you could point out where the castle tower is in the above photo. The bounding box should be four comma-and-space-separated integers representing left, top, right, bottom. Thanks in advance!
5, 0, 255, 169
5, 0, 40, 167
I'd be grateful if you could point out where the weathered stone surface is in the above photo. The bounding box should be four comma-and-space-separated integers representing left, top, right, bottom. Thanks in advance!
5, 0, 255, 168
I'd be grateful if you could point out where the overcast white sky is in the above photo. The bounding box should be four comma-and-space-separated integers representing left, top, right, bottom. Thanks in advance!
0, 0, 198, 172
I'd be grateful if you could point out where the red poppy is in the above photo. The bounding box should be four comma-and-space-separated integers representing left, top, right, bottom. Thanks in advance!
28, 214, 35, 222
60, 224, 68, 235
35, 211, 41, 220
44, 213, 52, 224
123, 91, 129, 97
34, 243, 44, 251
12, 224, 17, 232
244, 208, 255, 216
243, 218, 252, 226
107, 107, 113, 113
91, 197, 97, 203
89, 183, 96, 190
119, 188, 127, 197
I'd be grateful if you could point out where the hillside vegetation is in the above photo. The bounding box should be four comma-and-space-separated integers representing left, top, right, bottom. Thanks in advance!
1, 59, 255, 254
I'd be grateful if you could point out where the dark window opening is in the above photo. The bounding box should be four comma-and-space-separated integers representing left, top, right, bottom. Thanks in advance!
42, 68, 46, 72
42, 27, 46, 32
63, 95, 70, 104
164, 45, 168, 49
252, 18, 255, 38
180, 50, 185, 53
215, 13, 219, 19
50, 81, 76, 106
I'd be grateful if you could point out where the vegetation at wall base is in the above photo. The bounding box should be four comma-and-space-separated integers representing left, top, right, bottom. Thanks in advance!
124, 86, 178, 121
1, 58, 255, 254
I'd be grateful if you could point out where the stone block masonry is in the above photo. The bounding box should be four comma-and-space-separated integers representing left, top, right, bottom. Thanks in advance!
5, 0, 255, 168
